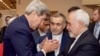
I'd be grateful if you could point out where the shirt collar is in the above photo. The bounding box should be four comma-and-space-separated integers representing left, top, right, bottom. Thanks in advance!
38, 29, 46, 36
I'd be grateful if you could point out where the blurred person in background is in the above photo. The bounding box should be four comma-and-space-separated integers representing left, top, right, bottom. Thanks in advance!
0, 16, 11, 43
88, 7, 100, 42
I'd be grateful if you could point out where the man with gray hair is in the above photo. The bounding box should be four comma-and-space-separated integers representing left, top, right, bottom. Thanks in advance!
58, 9, 100, 56
3, 0, 59, 56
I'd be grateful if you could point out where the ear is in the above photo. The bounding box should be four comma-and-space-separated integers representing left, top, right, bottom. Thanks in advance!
78, 21, 84, 27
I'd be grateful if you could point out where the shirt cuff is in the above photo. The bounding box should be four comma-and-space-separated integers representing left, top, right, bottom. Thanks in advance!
41, 49, 46, 56
37, 44, 41, 51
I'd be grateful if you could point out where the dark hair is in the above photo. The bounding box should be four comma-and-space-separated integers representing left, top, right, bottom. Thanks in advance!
93, 7, 100, 15
68, 6, 80, 13
0, 13, 2, 18
50, 12, 66, 23
5, 16, 11, 22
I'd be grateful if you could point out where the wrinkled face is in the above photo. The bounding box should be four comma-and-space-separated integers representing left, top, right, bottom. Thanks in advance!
31, 12, 47, 30
50, 17, 65, 35
67, 13, 80, 38
38, 20, 50, 33
92, 10, 100, 22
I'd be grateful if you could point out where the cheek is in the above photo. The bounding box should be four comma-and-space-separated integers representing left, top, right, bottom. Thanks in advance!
69, 25, 76, 33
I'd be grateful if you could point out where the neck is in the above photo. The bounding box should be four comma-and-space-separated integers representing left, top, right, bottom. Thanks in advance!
24, 14, 34, 29
75, 27, 88, 37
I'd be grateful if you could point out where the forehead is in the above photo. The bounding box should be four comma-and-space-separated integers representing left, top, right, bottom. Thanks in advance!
50, 17, 64, 23
67, 12, 75, 22
93, 10, 99, 14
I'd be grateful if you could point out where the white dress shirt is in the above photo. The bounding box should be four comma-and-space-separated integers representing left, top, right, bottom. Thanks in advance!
94, 22, 100, 39
52, 33, 63, 56
38, 29, 46, 36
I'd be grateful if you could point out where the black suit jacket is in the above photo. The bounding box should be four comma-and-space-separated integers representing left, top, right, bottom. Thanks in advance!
88, 22, 100, 40
59, 30, 100, 56
3, 15, 44, 56
0, 26, 7, 43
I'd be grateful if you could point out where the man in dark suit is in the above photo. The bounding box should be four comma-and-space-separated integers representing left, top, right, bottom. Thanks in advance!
46, 13, 70, 56
0, 16, 11, 43
88, 7, 100, 42
59, 9, 100, 56
3, 0, 59, 56
36, 13, 70, 56
32, 18, 50, 45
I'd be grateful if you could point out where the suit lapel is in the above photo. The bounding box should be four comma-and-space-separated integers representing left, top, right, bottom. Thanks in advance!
68, 30, 90, 54
88, 22, 95, 33
98, 31, 100, 41
32, 30, 41, 44
59, 32, 69, 53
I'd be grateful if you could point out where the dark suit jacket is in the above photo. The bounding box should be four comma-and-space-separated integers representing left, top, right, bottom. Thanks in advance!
46, 31, 70, 56
3, 15, 44, 56
59, 30, 100, 56
88, 22, 100, 40
0, 26, 7, 43
32, 30, 46, 44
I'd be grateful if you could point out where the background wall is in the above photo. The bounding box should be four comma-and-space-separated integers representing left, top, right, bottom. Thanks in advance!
0, 0, 93, 28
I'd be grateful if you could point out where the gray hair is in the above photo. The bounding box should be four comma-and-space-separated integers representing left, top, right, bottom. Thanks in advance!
73, 9, 90, 26
25, 0, 50, 16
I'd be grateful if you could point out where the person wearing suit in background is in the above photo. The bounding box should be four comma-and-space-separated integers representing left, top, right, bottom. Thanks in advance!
32, 18, 50, 45
3, 0, 59, 56
88, 7, 100, 43
58, 9, 100, 56
0, 16, 11, 43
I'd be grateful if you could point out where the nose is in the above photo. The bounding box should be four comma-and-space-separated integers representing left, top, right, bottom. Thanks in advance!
53, 24, 57, 29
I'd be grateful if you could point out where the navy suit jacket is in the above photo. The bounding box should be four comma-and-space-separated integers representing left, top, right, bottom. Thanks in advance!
58, 30, 100, 56
46, 31, 70, 56
32, 30, 46, 44
32, 30, 41, 44
3, 15, 44, 56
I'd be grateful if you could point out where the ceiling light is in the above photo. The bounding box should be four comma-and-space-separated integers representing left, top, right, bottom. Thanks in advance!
0, 0, 11, 9
0, 0, 2, 2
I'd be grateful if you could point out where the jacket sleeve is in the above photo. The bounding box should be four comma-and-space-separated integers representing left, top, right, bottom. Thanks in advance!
9, 29, 44, 56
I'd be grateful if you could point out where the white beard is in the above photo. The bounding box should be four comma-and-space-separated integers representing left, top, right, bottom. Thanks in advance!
69, 32, 75, 38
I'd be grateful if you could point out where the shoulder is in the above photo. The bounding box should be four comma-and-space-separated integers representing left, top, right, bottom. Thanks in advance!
79, 30, 99, 46
5, 16, 31, 37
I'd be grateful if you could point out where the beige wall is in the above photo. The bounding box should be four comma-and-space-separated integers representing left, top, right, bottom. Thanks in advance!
0, 0, 92, 28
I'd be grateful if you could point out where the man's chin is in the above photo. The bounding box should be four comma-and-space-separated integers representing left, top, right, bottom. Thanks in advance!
69, 32, 75, 38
